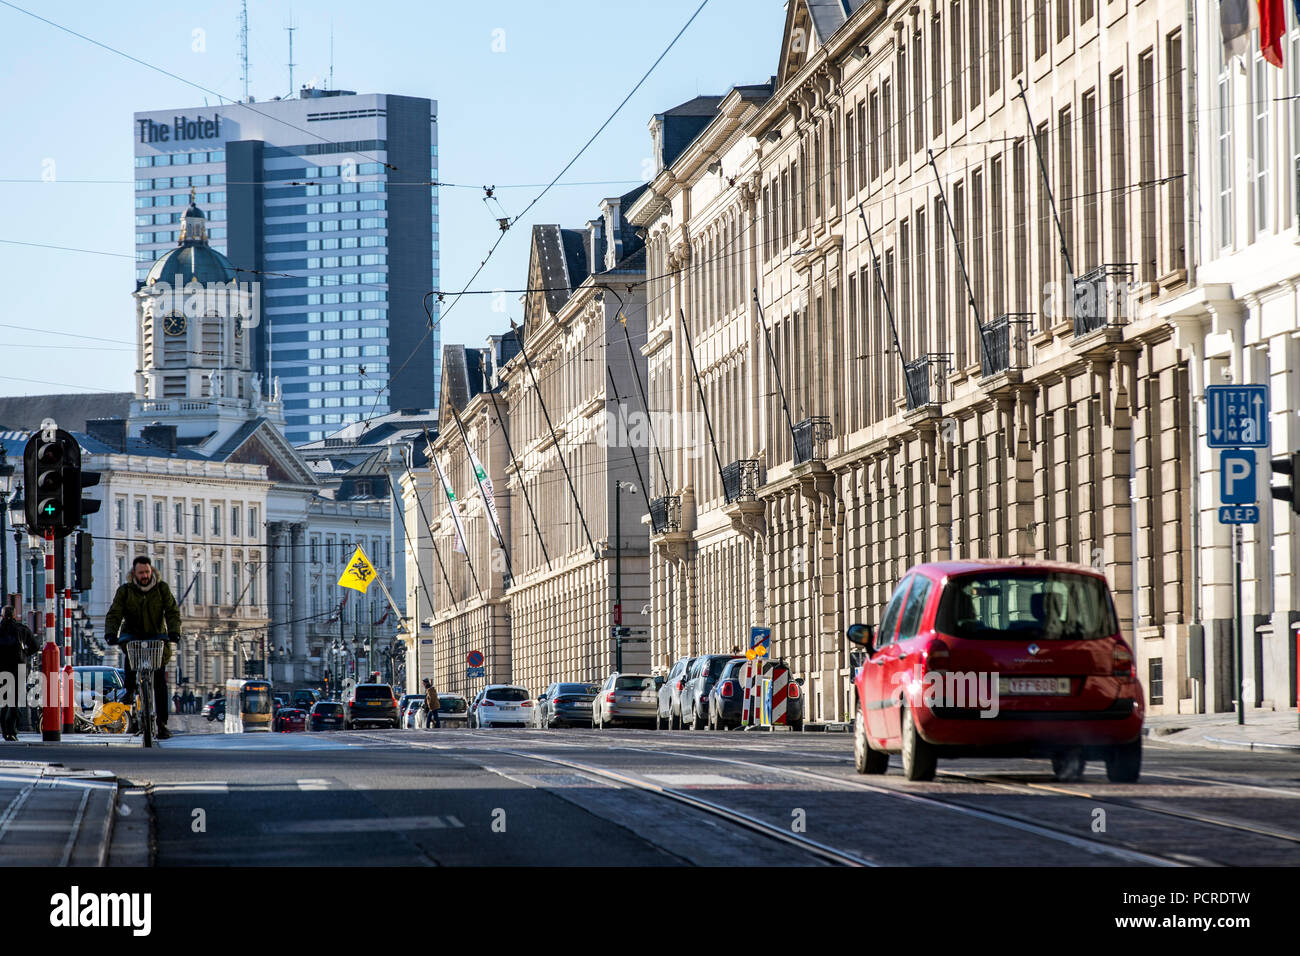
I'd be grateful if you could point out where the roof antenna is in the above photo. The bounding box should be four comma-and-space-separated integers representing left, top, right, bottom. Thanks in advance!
329, 23, 335, 90
286, 11, 297, 97
238, 0, 250, 103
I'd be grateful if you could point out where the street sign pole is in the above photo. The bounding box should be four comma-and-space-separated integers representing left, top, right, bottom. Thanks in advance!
1234, 524, 1245, 726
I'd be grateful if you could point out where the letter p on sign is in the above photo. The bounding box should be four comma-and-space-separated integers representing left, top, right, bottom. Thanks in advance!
1221, 450, 1257, 505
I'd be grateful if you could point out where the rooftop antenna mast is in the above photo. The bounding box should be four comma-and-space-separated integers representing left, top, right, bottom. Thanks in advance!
329, 24, 334, 90
286, 13, 297, 97
238, 0, 250, 102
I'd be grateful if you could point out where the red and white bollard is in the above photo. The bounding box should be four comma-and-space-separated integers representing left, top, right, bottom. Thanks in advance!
61, 588, 74, 733
741, 659, 753, 726
40, 530, 60, 742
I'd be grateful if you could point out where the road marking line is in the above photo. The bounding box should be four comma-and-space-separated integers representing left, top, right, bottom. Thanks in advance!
644, 773, 745, 787
296, 779, 330, 791
262, 815, 465, 834
151, 782, 230, 794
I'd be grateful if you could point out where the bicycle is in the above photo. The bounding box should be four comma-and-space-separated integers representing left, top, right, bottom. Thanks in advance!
118, 634, 170, 747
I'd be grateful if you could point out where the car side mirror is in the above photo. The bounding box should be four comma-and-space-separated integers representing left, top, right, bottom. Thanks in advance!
654, 675, 665, 687
795, 677, 804, 686
846, 623, 875, 651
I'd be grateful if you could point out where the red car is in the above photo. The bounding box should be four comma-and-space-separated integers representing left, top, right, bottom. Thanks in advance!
275, 707, 307, 732
848, 560, 1144, 782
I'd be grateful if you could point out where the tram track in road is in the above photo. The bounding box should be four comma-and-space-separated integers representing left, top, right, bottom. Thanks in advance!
362, 728, 1300, 863
490, 729, 1300, 853
350, 730, 875, 865
364, 729, 1184, 865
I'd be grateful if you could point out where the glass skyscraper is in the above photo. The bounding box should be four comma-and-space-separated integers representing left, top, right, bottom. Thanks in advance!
133, 90, 440, 443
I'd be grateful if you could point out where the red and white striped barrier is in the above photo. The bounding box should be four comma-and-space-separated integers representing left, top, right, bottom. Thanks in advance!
62, 588, 74, 732
769, 665, 790, 726
741, 660, 753, 724
40, 530, 61, 742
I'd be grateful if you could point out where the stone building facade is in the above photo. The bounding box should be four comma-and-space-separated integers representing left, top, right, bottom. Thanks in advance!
636, 0, 1202, 721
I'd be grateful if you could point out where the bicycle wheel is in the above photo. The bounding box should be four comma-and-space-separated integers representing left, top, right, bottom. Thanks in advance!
140, 673, 155, 748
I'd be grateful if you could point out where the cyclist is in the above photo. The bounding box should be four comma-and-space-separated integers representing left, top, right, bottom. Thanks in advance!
105, 556, 182, 740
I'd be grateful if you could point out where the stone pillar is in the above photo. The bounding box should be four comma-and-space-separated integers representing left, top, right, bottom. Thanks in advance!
291, 522, 309, 665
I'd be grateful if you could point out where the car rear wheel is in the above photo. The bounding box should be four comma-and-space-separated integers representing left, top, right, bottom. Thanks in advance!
900, 707, 937, 781
1051, 749, 1086, 782
854, 712, 889, 774
670, 708, 681, 730
1104, 738, 1142, 783
690, 706, 704, 731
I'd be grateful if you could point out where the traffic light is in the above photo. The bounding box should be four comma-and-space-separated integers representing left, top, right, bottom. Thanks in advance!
22, 428, 94, 538
73, 532, 94, 592
613, 626, 632, 638
78, 467, 102, 524
1271, 452, 1300, 515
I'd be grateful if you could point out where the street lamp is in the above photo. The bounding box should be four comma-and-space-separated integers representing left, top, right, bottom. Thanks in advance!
612, 479, 640, 673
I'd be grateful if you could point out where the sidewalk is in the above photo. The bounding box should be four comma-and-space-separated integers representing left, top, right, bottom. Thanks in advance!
0, 760, 120, 865
1144, 709, 1300, 754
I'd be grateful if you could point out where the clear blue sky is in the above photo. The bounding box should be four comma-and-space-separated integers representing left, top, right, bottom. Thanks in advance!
0, 0, 785, 398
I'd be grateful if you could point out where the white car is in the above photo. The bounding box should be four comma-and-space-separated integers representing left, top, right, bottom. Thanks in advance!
475, 685, 534, 728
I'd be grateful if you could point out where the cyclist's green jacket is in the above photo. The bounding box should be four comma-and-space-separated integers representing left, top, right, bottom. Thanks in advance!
105, 568, 182, 642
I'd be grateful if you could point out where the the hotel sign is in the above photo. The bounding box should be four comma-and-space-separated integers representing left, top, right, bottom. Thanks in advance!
137, 114, 222, 144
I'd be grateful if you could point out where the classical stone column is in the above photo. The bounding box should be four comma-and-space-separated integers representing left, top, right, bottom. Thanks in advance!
268, 523, 289, 676
291, 522, 309, 664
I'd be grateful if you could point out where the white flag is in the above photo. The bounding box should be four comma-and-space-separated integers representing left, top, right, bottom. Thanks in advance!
469, 449, 502, 542
430, 451, 470, 555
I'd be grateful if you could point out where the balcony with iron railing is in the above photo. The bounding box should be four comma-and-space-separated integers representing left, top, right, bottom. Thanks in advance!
978, 314, 1033, 378
792, 417, 832, 465
721, 459, 760, 503
1073, 264, 1134, 337
649, 495, 682, 534
903, 354, 949, 410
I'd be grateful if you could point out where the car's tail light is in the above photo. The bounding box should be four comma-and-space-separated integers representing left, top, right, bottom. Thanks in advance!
720, 681, 735, 698
676, 679, 684, 691
521, 700, 533, 707
926, 639, 951, 673
552, 697, 567, 705
605, 691, 615, 703
788, 682, 800, 699
1113, 644, 1133, 677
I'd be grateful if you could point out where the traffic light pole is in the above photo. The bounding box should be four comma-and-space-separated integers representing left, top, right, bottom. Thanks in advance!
40, 530, 60, 742
1234, 525, 1245, 726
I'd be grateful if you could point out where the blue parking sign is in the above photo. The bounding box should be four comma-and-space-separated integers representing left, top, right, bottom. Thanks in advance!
1220, 450, 1257, 505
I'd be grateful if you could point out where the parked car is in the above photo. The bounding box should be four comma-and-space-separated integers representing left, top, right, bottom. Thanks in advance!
679, 654, 743, 730
848, 560, 1145, 782
473, 686, 534, 728
307, 700, 345, 731
655, 657, 696, 729
434, 694, 468, 726
593, 673, 661, 729
467, 691, 488, 728
72, 666, 126, 715
706, 659, 805, 730
534, 682, 599, 729
345, 683, 400, 729
202, 698, 225, 722
398, 694, 424, 727
275, 707, 307, 732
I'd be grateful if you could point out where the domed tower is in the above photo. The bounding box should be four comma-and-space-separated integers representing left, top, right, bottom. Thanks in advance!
131, 193, 277, 441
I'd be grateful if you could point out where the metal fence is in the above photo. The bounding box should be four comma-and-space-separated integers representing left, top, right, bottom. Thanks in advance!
649, 495, 682, 534
1073, 264, 1134, 337
792, 417, 832, 465
722, 459, 760, 503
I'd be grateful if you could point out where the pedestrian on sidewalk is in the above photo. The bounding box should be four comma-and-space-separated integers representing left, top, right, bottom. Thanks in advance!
423, 678, 441, 729
0, 606, 38, 741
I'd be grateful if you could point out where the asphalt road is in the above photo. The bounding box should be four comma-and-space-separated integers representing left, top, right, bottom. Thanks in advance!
14, 725, 1300, 866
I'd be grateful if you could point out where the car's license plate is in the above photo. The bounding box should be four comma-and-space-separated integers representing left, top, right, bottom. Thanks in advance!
367, 701, 384, 706
1000, 676, 1071, 695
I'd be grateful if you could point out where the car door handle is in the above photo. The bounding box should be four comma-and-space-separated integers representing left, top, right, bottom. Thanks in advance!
898, 652, 909, 661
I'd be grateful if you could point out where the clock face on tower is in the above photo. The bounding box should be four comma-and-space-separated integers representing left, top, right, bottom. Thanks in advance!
163, 314, 186, 336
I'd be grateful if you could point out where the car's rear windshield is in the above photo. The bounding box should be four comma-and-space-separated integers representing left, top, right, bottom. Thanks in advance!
615, 676, 654, 691
438, 697, 467, 712
936, 571, 1119, 641
314, 703, 343, 714
485, 687, 529, 702
707, 657, 737, 680
556, 683, 596, 695
355, 685, 393, 699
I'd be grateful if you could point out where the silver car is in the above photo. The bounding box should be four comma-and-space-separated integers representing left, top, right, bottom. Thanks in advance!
592, 673, 661, 729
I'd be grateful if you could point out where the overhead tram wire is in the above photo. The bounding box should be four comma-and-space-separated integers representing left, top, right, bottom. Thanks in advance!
0, 0, 395, 171
348, 0, 710, 433
424, 427, 486, 606
509, 318, 599, 561
479, 354, 552, 573
394, 446, 460, 617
